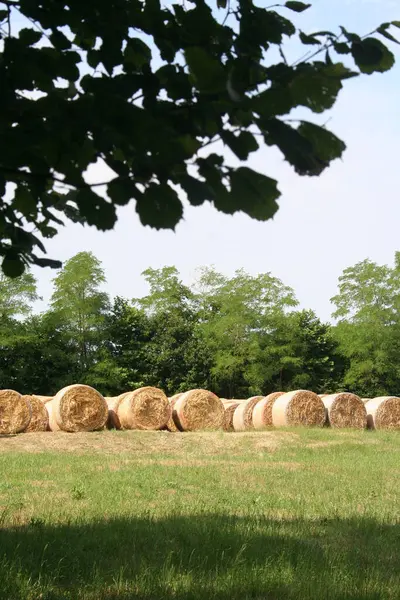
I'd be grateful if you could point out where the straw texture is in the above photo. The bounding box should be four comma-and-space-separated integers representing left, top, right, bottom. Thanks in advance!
232, 396, 263, 432
323, 393, 367, 429
48, 384, 108, 432
173, 389, 224, 431
118, 387, 171, 430
365, 397, 400, 430
252, 392, 285, 429
0, 389, 31, 434
272, 390, 325, 427
223, 401, 240, 432
24, 395, 49, 432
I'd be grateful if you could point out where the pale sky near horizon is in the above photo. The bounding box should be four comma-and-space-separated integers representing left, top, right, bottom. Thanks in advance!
29, 0, 400, 321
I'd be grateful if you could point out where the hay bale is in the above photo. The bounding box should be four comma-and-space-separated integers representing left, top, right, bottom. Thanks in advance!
232, 396, 264, 432
23, 395, 49, 432
272, 390, 325, 427
361, 398, 371, 404
47, 384, 108, 432
33, 395, 53, 404
223, 401, 240, 432
0, 390, 31, 434
365, 397, 400, 430
166, 394, 183, 432
322, 393, 367, 429
105, 396, 124, 430
252, 392, 285, 430
173, 389, 224, 431
118, 386, 171, 430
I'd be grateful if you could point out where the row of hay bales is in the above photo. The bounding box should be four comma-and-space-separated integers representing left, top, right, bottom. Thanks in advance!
1, 386, 400, 435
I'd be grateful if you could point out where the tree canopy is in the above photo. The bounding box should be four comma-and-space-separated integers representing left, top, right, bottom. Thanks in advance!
0, 1, 398, 275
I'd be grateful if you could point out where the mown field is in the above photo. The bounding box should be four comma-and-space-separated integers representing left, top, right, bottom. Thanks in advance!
0, 429, 399, 600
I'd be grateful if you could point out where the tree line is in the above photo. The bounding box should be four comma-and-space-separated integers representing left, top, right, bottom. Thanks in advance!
1, 251, 399, 398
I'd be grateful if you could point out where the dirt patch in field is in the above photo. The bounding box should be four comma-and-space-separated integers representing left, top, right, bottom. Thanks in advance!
0, 430, 294, 456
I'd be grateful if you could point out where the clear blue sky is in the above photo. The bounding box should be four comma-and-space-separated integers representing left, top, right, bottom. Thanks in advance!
31, 0, 400, 321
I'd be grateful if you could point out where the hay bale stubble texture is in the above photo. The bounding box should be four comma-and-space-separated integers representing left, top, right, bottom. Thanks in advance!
272, 390, 325, 427
118, 387, 171, 430
105, 396, 124, 429
252, 392, 285, 430
323, 393, 367, 429
47, 384, 108, 432
173, 389, 224, 431
166, 394, 183, 432
23, 395, 49, 432
232, 396, 264, 432
0, 390, 31, 434
223, 401, 240, 432
365, 397, 400, 430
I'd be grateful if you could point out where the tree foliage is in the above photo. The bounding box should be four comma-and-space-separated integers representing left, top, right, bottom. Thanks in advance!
0, 1, 398, 274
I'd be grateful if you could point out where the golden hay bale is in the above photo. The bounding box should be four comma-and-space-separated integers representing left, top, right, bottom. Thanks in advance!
232, 396, 264, 432
118, 386, 171, 430
361, 398, 371, 404
272, 390, 325, 427
105, 396, 124, 430
33, 395, 53, 404
166, 394, 183, 432
23, 395, 49, 432
223, 401, 240, 432
252, 392, 285, 430
365, 397, 400, 430
0, 390, 31, 434
173, 389, 224, 431
322, 393, 367, 429
318, 394, 329, 399
47, 384, 108, 432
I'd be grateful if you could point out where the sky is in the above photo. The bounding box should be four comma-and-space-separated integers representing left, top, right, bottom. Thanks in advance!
27, 0, 400, 321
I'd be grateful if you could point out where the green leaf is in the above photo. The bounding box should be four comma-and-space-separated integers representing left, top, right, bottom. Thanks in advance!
378, 27, 400, 45
13, 187, 37, 217
352, 38, 395, 74
334, 42, 351, 55
18, 28, 42, 46
31, 256, 62, 269
185, 47, 225, 93
76, 189, 117, 230
0, 10, 8, 20
340, 27, 361, 43
221, 131, 259, 160
107, 179, 137, 206
285, 1, 311, 12
136, 183, 183, 229
229, 167, 280, 220
124, 39, 152, 70
2, 253, 25, 278
391, 21, 400, 29
299, 31, 321, 45
217, 0, 227, 7
297, 121, 346, 162
50, 30, 72, 50
179, 175, 213, 206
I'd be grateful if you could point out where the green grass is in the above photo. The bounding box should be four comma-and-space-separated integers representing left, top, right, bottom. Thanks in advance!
0, 428, 399, 599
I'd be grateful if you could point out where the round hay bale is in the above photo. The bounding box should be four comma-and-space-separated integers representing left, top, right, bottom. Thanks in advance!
322, 393, 367, 429
0, 390, 31, 434
252, 392, 285, 430
365, 397, 400, 430
166, 394, 183, 432
272, 390, 325, 427
173, 389, 224, 431
105, 396, 124, 430
361, 398, 371, 404
223, 401, 240, 432
118, 387, 171, 430
48, 384, 108, 432
318, 394, 329, 399
33, 395, 53, 404
232, 396, 264, 432
23, 395, 49, 432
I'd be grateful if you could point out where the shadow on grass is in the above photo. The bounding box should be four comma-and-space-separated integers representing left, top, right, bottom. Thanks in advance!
0, 514, 399, 600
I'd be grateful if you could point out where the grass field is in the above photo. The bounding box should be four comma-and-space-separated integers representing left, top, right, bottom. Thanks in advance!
0, 428, 399, 600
